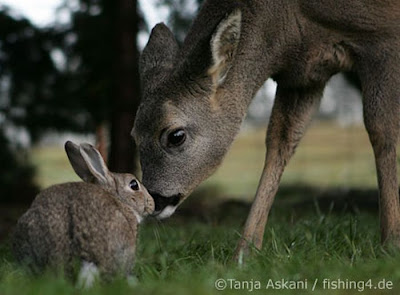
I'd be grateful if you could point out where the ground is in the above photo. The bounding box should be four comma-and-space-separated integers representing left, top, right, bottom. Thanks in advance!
1, 121, 400, 294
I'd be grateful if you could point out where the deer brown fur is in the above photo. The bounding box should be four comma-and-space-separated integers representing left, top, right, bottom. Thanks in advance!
133, 0, 400, 257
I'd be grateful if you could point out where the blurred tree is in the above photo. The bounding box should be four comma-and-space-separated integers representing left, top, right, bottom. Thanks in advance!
58, 0, 143, 173
0, 7, 90, 202
0, 7, 92, 140
108, 0, 141, 172
0, 131, 37, 203
0, 0, 205, 204
0, 7, 87, 141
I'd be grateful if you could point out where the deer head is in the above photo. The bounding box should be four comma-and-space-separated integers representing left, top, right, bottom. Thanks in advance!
133, 10, 243, 218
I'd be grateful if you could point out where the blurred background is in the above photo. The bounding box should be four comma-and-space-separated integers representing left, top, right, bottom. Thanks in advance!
0, 0, 396, 240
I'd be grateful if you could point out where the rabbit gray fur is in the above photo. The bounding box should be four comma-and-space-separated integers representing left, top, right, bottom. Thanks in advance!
12, 141, 154, 281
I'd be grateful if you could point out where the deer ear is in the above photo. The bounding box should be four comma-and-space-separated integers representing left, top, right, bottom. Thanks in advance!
140, 23, 179, 92
209, 10, 242, 86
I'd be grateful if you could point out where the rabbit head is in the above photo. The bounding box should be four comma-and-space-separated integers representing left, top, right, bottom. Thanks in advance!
65, 141, 155, 221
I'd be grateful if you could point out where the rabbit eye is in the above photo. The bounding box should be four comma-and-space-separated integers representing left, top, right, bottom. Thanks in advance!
129, 179, 139, 191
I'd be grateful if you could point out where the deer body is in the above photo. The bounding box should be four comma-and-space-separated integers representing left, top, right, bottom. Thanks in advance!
134, 0, 400, 255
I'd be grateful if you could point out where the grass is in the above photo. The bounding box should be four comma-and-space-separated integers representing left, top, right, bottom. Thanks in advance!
30, 144, 80, 188
1, 208, 400, 294
30, 121, 386, 194
2, 121, 400, 294
201, 121, 392, 200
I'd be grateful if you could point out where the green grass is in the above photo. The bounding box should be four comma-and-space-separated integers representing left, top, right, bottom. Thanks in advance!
31, 122, 393, 195
201, 121, 396, 200
30, 144, 80, 189
2, 122, 400, 294
1, 209, 400, 294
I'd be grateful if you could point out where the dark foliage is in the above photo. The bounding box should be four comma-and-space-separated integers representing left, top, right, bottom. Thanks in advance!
0, 7, 68, 202
0, 0, 205, 203
0, 132, 38, 203
0, 7, 93, 141
57, 0, 144, 173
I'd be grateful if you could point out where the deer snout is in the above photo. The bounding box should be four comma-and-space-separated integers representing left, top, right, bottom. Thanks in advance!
149, 192, 181, 217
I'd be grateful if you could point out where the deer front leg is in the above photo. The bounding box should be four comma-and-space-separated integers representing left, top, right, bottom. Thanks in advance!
234, 85, 324, 260
359, 53, 400, 246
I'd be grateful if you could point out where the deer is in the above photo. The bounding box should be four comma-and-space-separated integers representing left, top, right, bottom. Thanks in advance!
132, 0, 400, 258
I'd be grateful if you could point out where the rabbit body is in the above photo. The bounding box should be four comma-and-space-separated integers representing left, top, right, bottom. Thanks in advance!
13, 182, 138, 277
12, 142, 154, 282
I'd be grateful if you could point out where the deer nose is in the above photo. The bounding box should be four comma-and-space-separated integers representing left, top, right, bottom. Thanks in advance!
150, 193, 181, 213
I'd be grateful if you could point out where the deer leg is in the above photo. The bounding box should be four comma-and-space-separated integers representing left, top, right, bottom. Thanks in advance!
234, 85, 324, 260
359, 55, 400, 246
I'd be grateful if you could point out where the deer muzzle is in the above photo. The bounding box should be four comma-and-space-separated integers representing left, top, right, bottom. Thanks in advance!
150, 193, 181, 216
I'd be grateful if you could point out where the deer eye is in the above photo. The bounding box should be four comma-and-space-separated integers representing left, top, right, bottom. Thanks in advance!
129, 179, 139, 191
167, 129, 186, 147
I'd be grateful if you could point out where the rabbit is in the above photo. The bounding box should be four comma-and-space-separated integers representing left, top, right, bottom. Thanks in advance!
12, 141, 154, 286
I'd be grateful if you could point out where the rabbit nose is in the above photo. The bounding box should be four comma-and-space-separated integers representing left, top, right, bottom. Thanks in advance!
147, 197, 155, 212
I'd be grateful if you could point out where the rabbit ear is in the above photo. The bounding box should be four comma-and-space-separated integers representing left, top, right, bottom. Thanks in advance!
65, 141, 94, 182
78, 143, 113, 185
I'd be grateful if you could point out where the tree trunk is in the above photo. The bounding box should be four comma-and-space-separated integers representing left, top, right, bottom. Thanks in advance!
95, 122, 108, 164
108, 0, 140, 173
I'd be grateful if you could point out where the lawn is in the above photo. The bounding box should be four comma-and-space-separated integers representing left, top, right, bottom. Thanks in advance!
31, 121, 392, 198
1, 121, 400, 294
1, 209, 400, 295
